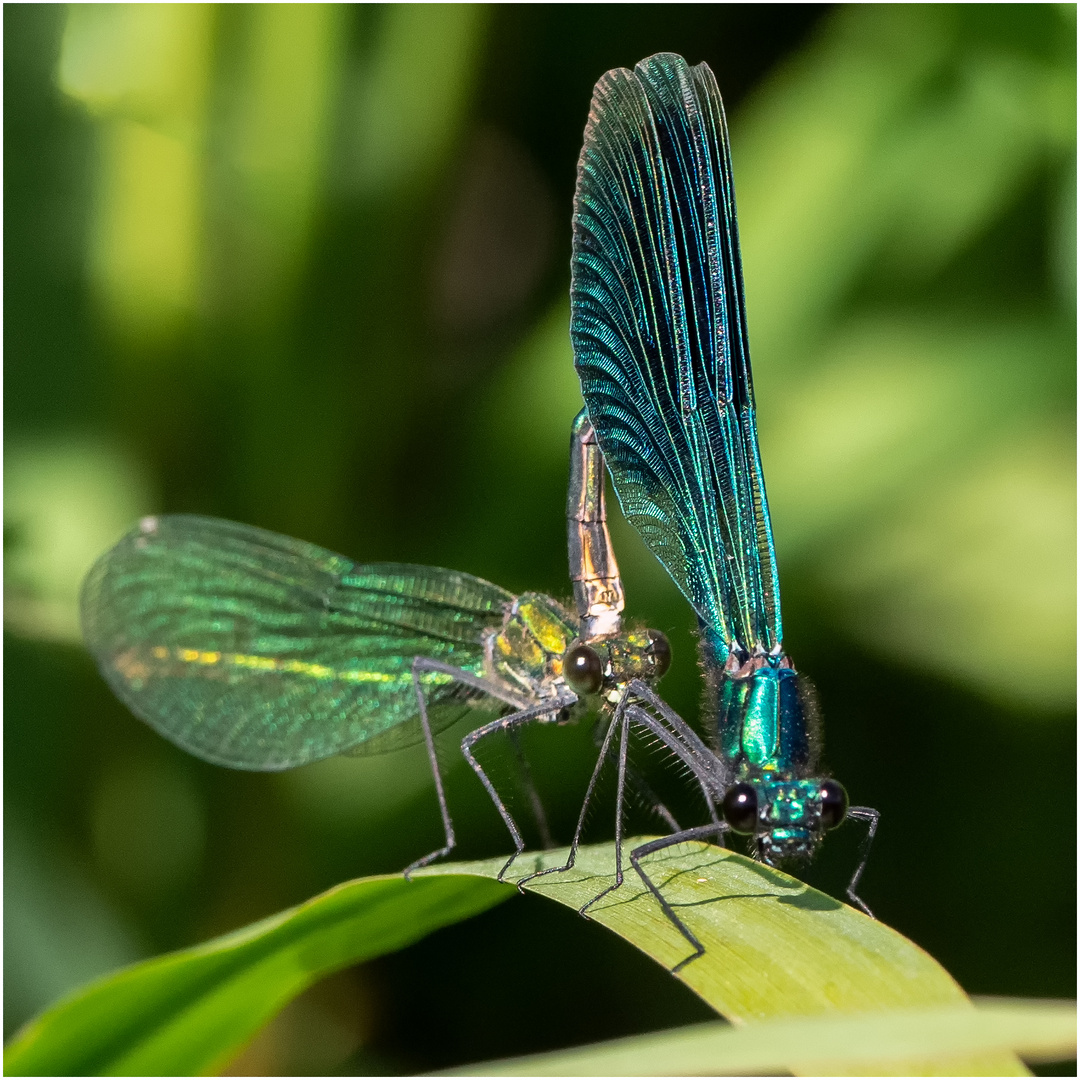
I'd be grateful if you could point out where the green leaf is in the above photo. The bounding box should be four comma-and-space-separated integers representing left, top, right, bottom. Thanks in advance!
3, 873, 512, 1076
426, 842, 1030, 1076
444, 999, 1077, 1076
5, 840, 1047, 1076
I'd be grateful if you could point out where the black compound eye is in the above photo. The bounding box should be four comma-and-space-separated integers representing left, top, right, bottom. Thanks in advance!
646, 629, 672, 678
722, 782, 758, 834
819, 779, 848, 830
564, 644, 604, 696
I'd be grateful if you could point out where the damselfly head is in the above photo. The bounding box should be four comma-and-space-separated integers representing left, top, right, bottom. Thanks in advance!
562, 627, 672, 699
722, 778, 848, 865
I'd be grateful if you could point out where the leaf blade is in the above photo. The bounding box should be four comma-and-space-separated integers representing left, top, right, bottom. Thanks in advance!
3, 840, 1040, 1077
425, 840, 1030, 1075
443, 1000, 1076, 1076
3, 873, 512, 1077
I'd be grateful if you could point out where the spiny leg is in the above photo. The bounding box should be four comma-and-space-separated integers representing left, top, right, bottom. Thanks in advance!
845, 806, 880, 918
626, 679, 728, 788
514, 703, 625, 889
578, 704, 632, 916
517, 689, 715, 893
623, 681, 726, 828
461, 695, 578, 881
629, 822, 730, 974
593, 714, 679, 833
573, 704, 719, 920
404, 657, 539, 877
623, 703, 721, 827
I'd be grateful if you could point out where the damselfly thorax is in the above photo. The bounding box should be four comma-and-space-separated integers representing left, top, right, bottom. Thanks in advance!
484, 591, 666, 711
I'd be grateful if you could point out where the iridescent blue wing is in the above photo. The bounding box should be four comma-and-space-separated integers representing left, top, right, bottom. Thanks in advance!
80, 515, 514, 769
571, 52, 781, 657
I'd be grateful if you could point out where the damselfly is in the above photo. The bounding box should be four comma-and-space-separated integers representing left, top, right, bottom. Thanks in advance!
533, 52, 880, 970
80, 414, 673, 876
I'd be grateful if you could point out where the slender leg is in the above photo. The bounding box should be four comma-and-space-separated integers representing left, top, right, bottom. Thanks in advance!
517, 691, 718, 892
460, 695, 578, 880
403, 656, 562, 877
507, 724, 554, 850
578, 708, 631, 916
602, 685, 721, 826
403, 658, 459, 877
845, 806, 880, 918
626, 679, 730, 788
593, 715, 680, 832
620, 682, 727, 826
515, 704, 625, 889
623, 703, 720, 826
628, 822, 730, 973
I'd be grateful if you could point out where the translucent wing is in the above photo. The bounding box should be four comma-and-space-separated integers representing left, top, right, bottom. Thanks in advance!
571, 53, 781, 656
80, 515, 514, 770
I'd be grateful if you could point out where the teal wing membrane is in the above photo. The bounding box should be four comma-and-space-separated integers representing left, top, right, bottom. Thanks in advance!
80, 515, 513, 769
571, 53, 781, 657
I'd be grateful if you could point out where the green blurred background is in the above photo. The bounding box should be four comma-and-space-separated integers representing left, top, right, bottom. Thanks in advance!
5, 4, 1075, 1074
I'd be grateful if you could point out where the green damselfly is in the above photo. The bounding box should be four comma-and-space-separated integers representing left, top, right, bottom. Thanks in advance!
81, 414, 673, 876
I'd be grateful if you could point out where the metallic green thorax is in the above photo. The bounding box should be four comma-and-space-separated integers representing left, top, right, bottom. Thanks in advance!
717, 661, 814, 777
488, 593, 577, 701
489, 593, 659, 709
598, 630, 662, 705
705, 624, 827, 861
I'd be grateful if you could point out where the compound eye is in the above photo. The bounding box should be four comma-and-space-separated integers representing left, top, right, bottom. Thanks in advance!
564, 644, 604, 696
722, 782, 758, 834
819, 779, 848, 830
646, 629, 672, 678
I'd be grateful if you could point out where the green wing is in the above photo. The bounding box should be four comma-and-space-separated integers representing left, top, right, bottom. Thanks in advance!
80, 515, 515, 770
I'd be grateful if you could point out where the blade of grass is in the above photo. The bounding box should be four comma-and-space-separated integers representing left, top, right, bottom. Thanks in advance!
4, 839, 1036, 1077
441, 999, 1076, 1076
423, 840, 1029, 1076
3, 873, 512, 1077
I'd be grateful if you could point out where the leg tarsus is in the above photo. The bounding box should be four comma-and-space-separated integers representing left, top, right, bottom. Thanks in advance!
846, 805, 880, 918
498, 849, 521, 883
403, 843, 454, 879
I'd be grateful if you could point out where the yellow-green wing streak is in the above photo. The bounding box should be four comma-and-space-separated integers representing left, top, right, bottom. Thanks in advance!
80, 516, 514, 769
